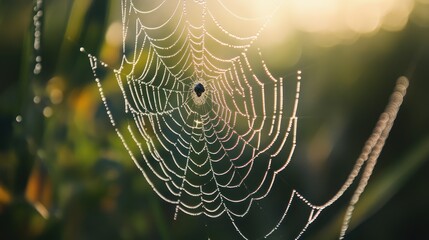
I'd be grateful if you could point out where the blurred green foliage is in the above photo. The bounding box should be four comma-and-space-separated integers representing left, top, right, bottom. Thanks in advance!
1, 0, 429, 239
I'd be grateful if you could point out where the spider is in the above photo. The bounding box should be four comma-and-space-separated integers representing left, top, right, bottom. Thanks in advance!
194, 82, 205, 97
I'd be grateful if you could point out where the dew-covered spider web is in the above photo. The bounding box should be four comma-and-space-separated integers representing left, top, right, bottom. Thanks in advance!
81, 0, 409, 239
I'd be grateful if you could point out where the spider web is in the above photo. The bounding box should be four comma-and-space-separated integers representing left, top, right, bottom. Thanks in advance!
81, 0, 409, 239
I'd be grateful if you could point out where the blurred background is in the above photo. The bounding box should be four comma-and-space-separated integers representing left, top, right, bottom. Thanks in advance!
0, 0, 428, 239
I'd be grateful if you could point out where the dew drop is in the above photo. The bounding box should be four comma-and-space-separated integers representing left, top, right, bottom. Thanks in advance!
33, 63, 42, 74
43, 106, 53, 118
33, 95, 41, 104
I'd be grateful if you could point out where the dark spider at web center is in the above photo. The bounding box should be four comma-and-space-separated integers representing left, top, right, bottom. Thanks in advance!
194, 83, 205, 97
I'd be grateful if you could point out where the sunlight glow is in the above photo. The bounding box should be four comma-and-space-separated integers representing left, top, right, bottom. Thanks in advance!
288, 0, 413, 33
258, 0, 414, 46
